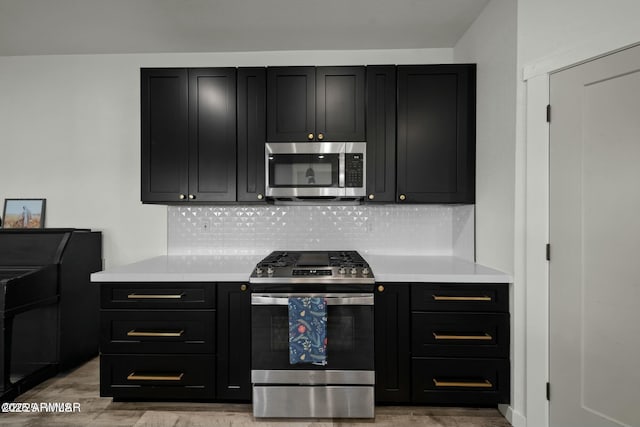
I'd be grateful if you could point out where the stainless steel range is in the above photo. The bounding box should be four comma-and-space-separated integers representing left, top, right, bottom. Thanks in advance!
249, 251, 375, 419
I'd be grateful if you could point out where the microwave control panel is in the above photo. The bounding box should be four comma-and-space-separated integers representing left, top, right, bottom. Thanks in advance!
345, 153, 364, 187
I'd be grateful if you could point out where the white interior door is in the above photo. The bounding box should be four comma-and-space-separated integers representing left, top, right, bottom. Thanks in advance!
549, 44, 640, 427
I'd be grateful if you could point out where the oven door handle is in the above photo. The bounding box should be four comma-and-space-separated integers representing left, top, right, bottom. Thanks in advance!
251, 293, 373, 306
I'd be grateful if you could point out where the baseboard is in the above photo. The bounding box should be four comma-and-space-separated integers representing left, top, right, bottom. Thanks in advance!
499, 403, 527, 427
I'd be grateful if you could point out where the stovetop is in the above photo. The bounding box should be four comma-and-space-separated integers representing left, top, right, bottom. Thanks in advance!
249, 251, 374, 284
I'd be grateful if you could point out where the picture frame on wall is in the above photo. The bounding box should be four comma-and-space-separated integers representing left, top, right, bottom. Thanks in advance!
1, 199, 46, 229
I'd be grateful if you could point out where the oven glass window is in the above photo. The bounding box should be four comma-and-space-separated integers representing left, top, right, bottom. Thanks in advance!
253, 304, 373, 371
269, 315, 355, 352
268, 154, 339, 187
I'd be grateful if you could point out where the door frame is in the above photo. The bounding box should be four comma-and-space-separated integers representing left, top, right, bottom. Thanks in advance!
520, 37, 640, 427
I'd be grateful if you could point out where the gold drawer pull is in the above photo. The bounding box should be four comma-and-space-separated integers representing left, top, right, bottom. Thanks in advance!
127, 293, 185, 299
433, 332, 492, 341
127, 372, 184, 381
432, 295, 492, 302
127, 329, 185, 337
433, 379, 492, 388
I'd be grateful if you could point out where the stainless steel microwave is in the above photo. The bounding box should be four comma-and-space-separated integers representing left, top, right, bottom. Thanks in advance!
265, 142, 366, 202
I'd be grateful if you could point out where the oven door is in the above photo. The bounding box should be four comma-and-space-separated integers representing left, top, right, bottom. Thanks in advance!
251, 293, 374, 371
265, 142, 345, 198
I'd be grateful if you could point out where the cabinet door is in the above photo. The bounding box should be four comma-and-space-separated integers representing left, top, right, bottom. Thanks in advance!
397, 65, 476, 203
316, 66, 366, 141
267, 67, 315, 142
141, 68, 189, 203
365, 66, 396, 202
374, 283, 411, 403
216, 283, 251, 401
188, 68, 237, 202
237, 68, 267, 203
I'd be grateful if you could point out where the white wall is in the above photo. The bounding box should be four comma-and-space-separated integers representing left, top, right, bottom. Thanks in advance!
516, 1, 640, 427
453, 0, 520, 424
0, 48, 452, 268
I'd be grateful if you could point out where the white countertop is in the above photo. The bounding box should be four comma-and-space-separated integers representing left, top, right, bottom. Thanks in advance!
363, 254, 512, 283
91, 253, 511, 284
91, 254, 267, 282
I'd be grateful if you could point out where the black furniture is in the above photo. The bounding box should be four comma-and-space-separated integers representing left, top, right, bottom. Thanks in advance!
0, 229, 102, 401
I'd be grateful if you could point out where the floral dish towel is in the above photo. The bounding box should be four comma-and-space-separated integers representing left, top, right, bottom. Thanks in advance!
288, 297, 327, 365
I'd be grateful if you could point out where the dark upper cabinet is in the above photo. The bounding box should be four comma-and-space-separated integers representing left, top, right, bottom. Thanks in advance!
141, 68, 237, 203
365, 66, 396, 203
237, 68, 267, 203
141, 69, 189, 202
374, 283, 411, 403
216, 283, 252, 401
397, 65, 476, 203
267, 66, 365, 142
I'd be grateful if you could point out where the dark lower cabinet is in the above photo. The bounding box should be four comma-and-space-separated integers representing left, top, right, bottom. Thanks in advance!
397, 65, 476, 203
216, 283, 252, 401
99, 282, 216, 400
374, 283, 411, 403
410, 283, 510, 405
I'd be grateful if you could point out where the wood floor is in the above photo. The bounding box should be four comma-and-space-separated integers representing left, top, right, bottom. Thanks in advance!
0, 358, 511, 426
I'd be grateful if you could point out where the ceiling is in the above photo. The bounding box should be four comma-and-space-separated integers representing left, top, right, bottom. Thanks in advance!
0, 0, 490, 56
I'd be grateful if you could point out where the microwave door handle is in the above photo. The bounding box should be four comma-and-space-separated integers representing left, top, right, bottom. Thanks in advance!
339, 152, 345, 188
251, 294, 373, 306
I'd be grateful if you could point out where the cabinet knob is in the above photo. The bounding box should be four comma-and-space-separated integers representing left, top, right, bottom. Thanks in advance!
399, 194, 406, 201
307, 133, 314, 141
257, 193, 264, 200
240, 284, 247, 292
317, 133, 324, 141
377, 285, 385, 293
179, 194, 186, 200
368, 194, 375, 200
188, 194, 195, 200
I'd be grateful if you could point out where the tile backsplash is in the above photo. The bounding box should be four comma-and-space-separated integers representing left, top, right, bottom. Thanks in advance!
168, 205, 474, 259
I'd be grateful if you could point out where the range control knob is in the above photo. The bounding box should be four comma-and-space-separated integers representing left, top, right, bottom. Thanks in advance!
350, 267, 358, 275
267, 267, 274, 275
338, 267, 346, 275
362, 267, 370, 276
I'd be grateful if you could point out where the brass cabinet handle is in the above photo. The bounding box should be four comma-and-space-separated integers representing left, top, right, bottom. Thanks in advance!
188, 194, 195, 200
127, 329, 185, 337
368, 194, 375, 200
127, 372, 184, 381
257, 193, 264, 200
433, 332, 492, 341
179, 194, 186, 200
127, 293, 185, 299
317, 133, 324, 140
307, 133, 314, 140
433, 379, 492, 388
377, 285, 385, 293
432, 295, 492, 302
399, 194, 406, 201
240, 284, 247, 291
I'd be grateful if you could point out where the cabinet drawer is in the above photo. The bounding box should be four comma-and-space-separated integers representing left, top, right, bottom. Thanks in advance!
100, 354, 215, 400
411, 283, 508, 312
101, 282, 215, 309
100, 310, 215, 354
412, 358, 509, 405
412, 312, 509, 358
